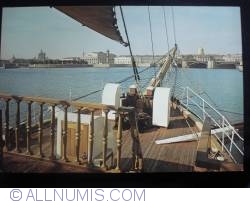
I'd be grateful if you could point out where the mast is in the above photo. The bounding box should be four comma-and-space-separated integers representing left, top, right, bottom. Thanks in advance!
148, 44, 178, 89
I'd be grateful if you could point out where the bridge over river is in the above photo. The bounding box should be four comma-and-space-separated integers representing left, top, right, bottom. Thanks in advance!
181, 60, 238, 69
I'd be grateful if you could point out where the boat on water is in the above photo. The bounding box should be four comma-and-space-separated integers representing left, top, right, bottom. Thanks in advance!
0, 6, 243, 173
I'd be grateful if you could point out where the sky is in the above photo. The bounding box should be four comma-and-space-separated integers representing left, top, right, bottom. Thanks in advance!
1, 6, 242, 59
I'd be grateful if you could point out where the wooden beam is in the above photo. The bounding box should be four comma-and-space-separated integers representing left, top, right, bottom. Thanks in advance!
0, 94, 129, 115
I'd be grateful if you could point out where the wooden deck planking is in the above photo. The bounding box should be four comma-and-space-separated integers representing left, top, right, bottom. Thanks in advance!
120, 107, 200, 172
3, 153, 104, 173
2, 106, 242, 172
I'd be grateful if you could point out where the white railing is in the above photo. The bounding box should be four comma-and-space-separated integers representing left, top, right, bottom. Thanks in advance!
176, 86, 244, 164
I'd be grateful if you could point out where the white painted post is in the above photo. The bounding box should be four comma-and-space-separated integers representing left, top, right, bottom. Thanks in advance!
229, 131, 234, 152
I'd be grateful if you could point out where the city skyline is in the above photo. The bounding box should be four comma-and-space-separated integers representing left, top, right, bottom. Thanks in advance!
1, 6, 242, 59
4, 48, 242, 61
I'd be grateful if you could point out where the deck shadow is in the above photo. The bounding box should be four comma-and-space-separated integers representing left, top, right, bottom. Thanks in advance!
170, 107, 183, 117
120, 157, 193, 172
2, 153, 104, 173
168, 118, 195, 129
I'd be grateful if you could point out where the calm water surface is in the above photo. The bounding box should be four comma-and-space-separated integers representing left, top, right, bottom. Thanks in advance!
0, 67, 243, 124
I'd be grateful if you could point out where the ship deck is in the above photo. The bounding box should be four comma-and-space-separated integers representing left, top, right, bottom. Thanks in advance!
1, 106, 242, 173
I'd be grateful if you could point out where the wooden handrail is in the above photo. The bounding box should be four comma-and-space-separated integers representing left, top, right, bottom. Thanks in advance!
0, 93, 140, 172
0, 93, 115, 110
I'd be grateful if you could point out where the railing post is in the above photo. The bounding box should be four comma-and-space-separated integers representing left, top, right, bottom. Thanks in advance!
129, 110, 143, 172
88, 110, 95, 166
4, 99, 10, 151
186, 87, 189, 110
62, 105, 68, 162
115, 112, 123, 172
38, 103, 44, 157
202, 100, 205, 122
128, 111, 136, 170
15, 99, 21, 153
229, 131, 234, 152
50, 105, 56, 160
26, 101, 32, 155
221, 116, 225, 152
75, 108, 81, 164
0, 110, 3, 170
101, 109, 109, 170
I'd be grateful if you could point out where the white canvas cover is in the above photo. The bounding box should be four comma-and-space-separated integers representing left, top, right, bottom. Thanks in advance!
153, 87, 171, 127
102, 83, 121, 120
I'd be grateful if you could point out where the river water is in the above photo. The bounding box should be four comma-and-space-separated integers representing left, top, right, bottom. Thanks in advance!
0, 67, 243, 125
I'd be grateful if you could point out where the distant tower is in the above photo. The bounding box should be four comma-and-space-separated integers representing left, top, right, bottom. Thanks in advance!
10, 55, 16, 63
198, 48, 205, 56
106, 49, 110, 64
38, 49, 46, 62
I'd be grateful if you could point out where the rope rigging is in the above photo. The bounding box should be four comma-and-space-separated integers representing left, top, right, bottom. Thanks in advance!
162, 6, 170, 53
147, 6, 157, 78
119, 6, 140, 83
1, 6, 242, 129
72, 89, 103, 101
171, 6, 177, 45
70, 56, 163, 101
72, 6, 178, 102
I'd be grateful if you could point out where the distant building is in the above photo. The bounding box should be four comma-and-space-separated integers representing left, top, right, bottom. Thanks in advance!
83, 50, 116, 65
114, 55, 162, 66
135, 55, 162, 64
10, 55, 16, 63
114, 56, 131, 65
60, 57, 82, 64
222, 54, 242, 62
194, 55, 212, 62
106, 50, 116, 64
198, 48, 205, 56
38, 49, 46, 62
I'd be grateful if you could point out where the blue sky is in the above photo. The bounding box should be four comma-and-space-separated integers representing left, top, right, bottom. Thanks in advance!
1, 6, 242, 59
